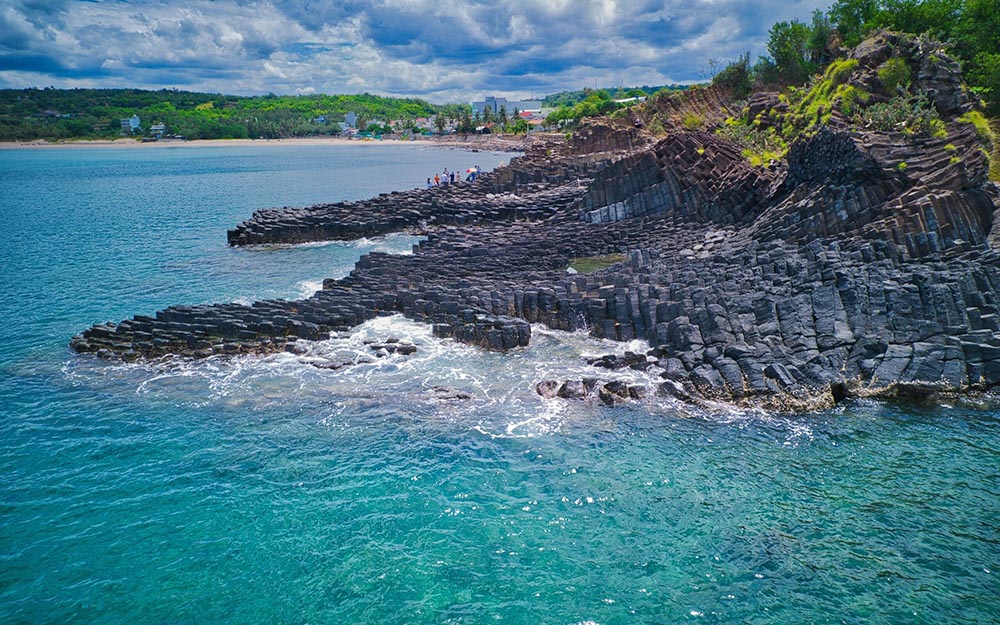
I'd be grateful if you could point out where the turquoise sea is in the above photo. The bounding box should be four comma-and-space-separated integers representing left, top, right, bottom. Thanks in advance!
0, 143, 997, 625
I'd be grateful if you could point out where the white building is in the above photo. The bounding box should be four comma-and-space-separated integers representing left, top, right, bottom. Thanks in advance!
120, 115, 140, 133
472, 96, 543, 117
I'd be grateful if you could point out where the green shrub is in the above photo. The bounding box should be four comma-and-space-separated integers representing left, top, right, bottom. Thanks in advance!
712, 52, 753, 99
716, 124, 789, 167
823, 59, 859, 95
783, 59, 864, 133
838, 85, 870, 117
958, 110, 995, 147
877, 57, 911, 92
681, 113, 705, 130
929, 118, 948, 139
857, 95, 943, 136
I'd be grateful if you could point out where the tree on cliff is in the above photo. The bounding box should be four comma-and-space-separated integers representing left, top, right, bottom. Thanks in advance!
707, 0, 1000, 116
826, 0, 1000, 114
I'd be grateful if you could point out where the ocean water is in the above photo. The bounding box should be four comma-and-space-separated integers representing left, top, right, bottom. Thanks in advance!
1, 143, 998, 625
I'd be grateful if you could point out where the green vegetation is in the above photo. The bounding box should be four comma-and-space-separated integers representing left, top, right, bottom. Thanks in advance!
544, 90, 621, 128
992, 119, 1000, 181
704, 0, 1000, 116
878, 57, 912, 91
568, 254, 627, 274
958, 110, 995, 145
546, 85, 692, 129
697, 1, 1000, 171
839, 0, 999, 114
681, 113, 705, 130
0, 88, 452, 141
794, 59, 861, 127
714, 60, 868, 165
542, 86, 680, 108
716, 46, 956, 167
711, 52, 754, 98
858, 94, 945, 136
717, 122, 789, 166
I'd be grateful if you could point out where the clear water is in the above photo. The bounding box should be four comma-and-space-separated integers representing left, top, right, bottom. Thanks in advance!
1, 145, 998, 625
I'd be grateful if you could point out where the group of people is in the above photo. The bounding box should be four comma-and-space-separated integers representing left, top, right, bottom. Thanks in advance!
427, 165, 480, 188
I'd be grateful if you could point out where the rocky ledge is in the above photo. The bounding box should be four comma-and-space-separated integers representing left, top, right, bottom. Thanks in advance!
72, 33, 1000, 411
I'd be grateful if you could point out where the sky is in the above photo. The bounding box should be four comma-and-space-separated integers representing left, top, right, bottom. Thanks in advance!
0, 0, 829, 103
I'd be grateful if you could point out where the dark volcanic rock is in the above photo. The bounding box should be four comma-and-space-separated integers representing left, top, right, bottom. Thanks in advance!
587, 351, 651, 370
367, 340, 417, 356
70, 33, 1000, 411
536, 378, 648, 405
535, 380, 562, 399
430, 386, 473, 401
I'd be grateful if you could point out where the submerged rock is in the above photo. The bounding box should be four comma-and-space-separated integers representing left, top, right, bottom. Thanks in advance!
367, 339, 418, 356
430, 386, 472, 401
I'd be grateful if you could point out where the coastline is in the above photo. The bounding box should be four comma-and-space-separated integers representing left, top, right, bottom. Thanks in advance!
1, 134, 529, 152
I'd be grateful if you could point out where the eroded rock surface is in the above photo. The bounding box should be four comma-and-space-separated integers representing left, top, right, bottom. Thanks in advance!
72, 34, 1000, 410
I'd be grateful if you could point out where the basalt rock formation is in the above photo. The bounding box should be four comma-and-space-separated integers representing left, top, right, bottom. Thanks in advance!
72, 33, 1000, 410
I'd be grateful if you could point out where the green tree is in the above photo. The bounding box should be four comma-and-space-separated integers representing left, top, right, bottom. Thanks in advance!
954, 0, 1000, 113
875, 0, 962, 40
808, 9, 835, 65
829, 0, 880, 47
767, 19, 817, 85
507, 117, 529, 135
712, 52, 754, 98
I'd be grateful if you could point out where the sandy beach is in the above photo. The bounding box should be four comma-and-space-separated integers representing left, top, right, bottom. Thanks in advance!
1, 134, 529, 152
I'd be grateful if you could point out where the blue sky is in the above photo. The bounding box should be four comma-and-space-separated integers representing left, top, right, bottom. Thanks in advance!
0, 0, 828, 102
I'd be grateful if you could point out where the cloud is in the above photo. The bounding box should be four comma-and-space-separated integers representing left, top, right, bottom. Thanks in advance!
0, 0, 829, 101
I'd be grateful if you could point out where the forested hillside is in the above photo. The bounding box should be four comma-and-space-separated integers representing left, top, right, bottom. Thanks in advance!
0, 89, 461, 141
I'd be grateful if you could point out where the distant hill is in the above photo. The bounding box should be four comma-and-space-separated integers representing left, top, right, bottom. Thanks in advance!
0, 85, 695, 143
541, 85, 686, 108
0, 88, 463, 141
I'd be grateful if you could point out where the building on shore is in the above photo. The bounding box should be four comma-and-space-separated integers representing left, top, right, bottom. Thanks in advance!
472, 96, 543, 117
120, 115, 140, 133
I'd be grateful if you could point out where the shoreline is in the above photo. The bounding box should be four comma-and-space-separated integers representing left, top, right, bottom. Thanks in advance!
1, 135, 529, 152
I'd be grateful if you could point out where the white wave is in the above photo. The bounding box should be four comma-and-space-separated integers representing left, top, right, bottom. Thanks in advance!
243, 239, 339, 250
65, 314, 811, 437
294, 280, 323, 298
344, 232, 422, 255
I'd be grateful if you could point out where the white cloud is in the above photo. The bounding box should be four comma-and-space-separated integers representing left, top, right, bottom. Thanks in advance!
0, 0, 830, 101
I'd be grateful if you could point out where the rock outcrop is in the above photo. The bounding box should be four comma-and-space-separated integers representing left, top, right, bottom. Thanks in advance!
72, 33, 1000, 410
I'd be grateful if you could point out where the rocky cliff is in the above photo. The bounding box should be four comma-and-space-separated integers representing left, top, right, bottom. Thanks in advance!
72, 32, 1000, 410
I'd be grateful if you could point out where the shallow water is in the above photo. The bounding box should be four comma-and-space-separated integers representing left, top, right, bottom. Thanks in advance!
1, 144, 998, 624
